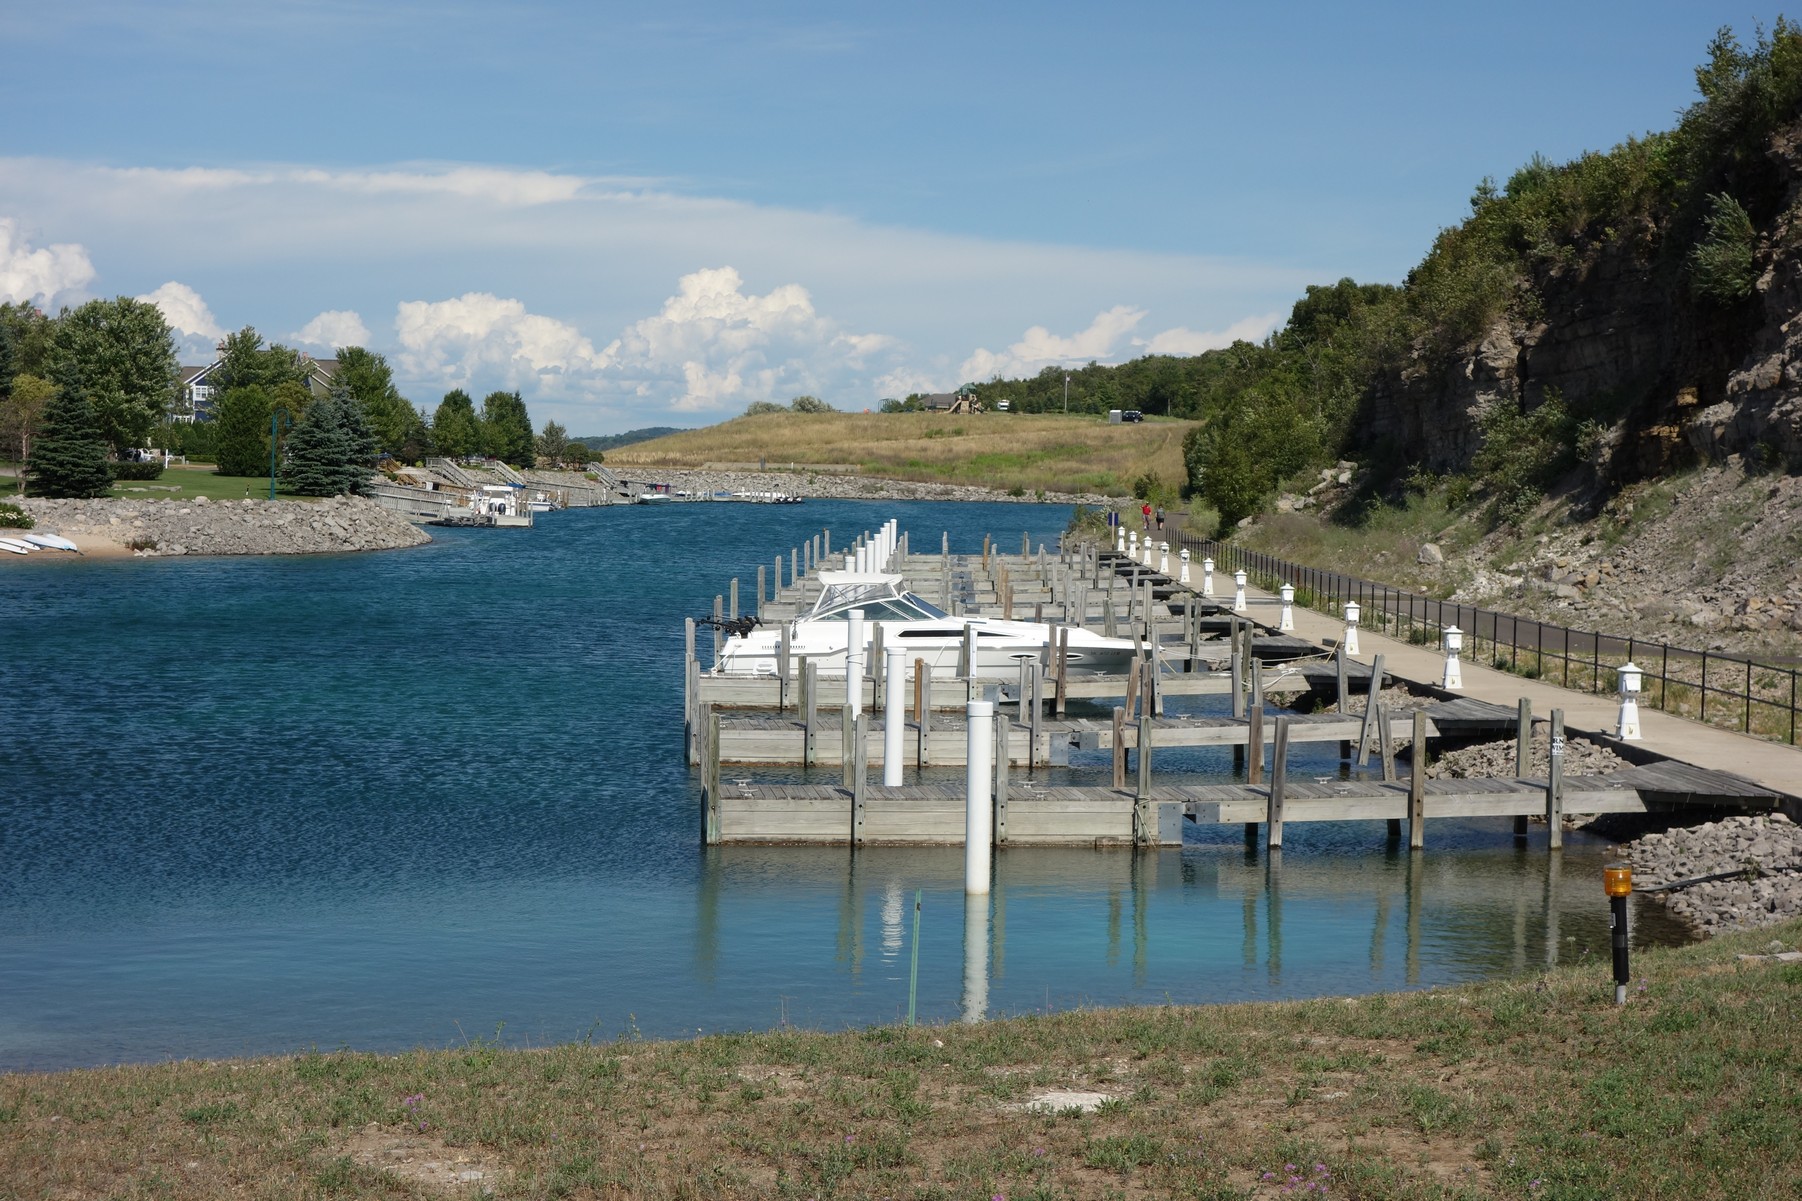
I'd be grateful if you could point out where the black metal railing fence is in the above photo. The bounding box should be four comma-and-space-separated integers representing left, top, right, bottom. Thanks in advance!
1179, 536, 1799, 746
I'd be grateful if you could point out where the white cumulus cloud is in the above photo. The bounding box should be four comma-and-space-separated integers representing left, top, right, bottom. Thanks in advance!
958, 306, 1148, 383
0, 216, 94, 307
136, 280, 224, 340
604, 266, 899, 412
1139, 311, 1285, 355
394, 292, 609, 391
293, 309, 371, 350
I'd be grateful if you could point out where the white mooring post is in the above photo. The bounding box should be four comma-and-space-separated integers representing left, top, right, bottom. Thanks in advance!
1116, 525, 1126, 553
846, 609, 866, 717
1142, 537, 1154, 567
1232, 569, 1247, 613
1343, 600, 1361, 657
1159, 541, 1169, 574
1179, 547, 1191, 585
884, 645, 906, 785
1279, 582, 1295, 632
1617, 661, 1643, 740
1442, 625, 1464, 690
965, 700, 995, 894
1128, 530, 1138, 560
1201, 556, 1214, 597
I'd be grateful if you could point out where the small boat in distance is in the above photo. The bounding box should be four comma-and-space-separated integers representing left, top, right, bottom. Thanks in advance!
710, 570, 1141, 679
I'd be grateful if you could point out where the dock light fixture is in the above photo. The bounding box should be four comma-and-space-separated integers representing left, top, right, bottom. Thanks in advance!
1617, 661, 1643, 741
1201, 557, 1215, 597
1343, 600, 1361, 656
1279, 583, 1295, 632
1116, 525, 1126, 553
1442, 625, 1464, 690
1605, 863, 1633, 1004
1179, 547, 1191, 585
1128, 530, 1138, 558
1159, 540, 1170, 574
1232, 569, 1248, 613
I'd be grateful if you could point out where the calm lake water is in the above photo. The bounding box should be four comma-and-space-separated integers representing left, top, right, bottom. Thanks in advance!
0, 500, 1683, 1071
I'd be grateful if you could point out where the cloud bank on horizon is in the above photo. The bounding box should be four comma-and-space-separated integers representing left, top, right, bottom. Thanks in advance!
0, 158, 1305, 430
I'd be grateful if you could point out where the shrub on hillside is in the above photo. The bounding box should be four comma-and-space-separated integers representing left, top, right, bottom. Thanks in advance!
0, 501, 33, 529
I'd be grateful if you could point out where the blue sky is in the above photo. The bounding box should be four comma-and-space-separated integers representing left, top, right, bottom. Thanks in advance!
0, 1, 1777, 433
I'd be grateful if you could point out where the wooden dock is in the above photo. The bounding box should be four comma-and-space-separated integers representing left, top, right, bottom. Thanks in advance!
689, 527, 1785, 848
702, 764, 1777, 848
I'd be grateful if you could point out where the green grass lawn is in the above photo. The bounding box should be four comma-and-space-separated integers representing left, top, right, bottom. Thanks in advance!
108, 464, 307, 503
4, 917, 1797, 1199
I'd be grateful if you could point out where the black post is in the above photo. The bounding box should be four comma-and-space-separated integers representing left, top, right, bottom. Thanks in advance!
1611, 894, 1630, 1004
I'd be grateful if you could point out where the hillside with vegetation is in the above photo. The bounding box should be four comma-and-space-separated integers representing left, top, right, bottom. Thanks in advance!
607, 408, 1192, 499
963, 24, 1802, 534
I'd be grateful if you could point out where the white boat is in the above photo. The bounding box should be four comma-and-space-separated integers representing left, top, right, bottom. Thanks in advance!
710, 570, 1142, 679
636, 490, 675, 504
22, 533, 79, 552
0, 537, 34, 555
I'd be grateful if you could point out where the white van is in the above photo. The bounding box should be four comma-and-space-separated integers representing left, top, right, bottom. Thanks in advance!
996, 399, 1011, 412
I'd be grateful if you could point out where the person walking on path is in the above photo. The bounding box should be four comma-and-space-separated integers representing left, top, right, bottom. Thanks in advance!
1155, 505, 1165, 534
1141, 501, 1152, 531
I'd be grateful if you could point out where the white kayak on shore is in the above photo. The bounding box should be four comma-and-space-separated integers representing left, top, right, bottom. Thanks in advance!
0, 537, 36, 554
22, 533, 80, 552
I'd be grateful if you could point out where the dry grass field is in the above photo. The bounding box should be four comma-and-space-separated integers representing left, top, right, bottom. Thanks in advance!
604, 412, 1194, 498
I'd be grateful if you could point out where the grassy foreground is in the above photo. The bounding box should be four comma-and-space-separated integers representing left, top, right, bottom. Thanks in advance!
4, 921, 1798, 1199
607, 411, 1194, 499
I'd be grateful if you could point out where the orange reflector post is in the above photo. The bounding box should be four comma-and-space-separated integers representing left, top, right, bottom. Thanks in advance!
1604, 864, 1633, 897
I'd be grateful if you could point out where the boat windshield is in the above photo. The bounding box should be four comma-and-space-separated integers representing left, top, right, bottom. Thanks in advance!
807, 582, 949, 622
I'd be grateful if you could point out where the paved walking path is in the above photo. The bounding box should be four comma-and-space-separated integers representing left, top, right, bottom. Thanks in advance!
1228, 579, 1802, 804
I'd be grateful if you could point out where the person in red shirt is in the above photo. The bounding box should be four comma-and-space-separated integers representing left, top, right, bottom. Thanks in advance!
1141, 501, 1152, 530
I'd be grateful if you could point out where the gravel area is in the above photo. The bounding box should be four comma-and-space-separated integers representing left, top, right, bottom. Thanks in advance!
21, 495, 431, 557
1626, 813, 1802, 935
1427, 727, 1632, 779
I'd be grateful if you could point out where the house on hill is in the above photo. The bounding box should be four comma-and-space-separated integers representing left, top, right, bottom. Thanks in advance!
175, 354, 339, 422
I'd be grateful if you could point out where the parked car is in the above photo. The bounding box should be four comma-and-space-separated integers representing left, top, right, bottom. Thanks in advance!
1122, 410, 1143, 422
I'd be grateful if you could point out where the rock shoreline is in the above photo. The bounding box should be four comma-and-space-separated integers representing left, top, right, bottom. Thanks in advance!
1628, 813, 1802, 936
21, 495, 432, 557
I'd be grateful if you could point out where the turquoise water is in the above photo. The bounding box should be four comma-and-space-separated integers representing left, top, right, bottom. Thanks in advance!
0, 501, 1675, 1071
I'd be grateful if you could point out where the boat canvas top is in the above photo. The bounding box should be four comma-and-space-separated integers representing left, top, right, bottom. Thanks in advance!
804, 572, 952, 623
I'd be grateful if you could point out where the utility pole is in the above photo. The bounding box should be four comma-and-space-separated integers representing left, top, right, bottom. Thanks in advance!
1063, 372, 1070, 414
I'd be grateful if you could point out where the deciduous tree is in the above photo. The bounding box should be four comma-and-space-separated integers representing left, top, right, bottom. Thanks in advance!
432, 389, 480, 458
1, 373, 55, 492
480, 390, 534, 467
212, 385, 274, 477
46, 297, 178, 456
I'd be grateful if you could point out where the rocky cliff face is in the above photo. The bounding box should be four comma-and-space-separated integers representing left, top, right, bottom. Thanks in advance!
1366, 128, 1802, 484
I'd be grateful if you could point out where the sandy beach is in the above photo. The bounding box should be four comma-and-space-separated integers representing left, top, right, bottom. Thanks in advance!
0, 534, 134, 562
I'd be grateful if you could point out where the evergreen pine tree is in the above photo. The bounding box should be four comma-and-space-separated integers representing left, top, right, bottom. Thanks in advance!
27, 387, 114, 498
282, 387, 378, 496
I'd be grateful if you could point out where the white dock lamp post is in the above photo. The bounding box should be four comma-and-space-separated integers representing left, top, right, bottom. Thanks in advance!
1143, 537, 1154, 567
964, 699, 995, 894
1617, 661, 1643, 741
1116, 523, 1126, 552
846, 609, 866, 717
1279, 583, 1295, 632
1128, 530, 1138, 559
884, 645, 906, 785
1343, 600, 1361, 656
1201, 556, 1214, 597
1442, 625, 1464, 689
1232, 569, 1247, 613
1179, 547, 1191, 585
1158, 540, 1169, 574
